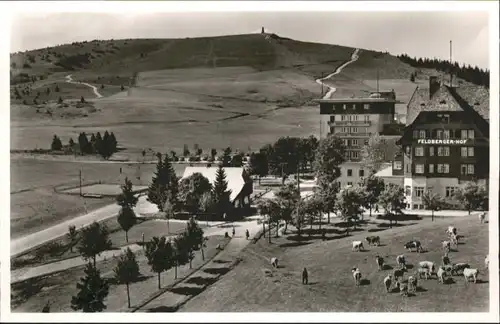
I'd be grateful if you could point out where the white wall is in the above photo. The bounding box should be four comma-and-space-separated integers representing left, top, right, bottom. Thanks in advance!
337, 161, 366, 188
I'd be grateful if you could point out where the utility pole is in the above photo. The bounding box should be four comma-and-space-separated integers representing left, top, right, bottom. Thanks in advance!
79, 169, 82, 196
449, 40, 453, 87
376, 68, 380, 92
320, 72, 324, 97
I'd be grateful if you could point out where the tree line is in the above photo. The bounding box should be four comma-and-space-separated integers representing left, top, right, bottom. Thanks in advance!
50, 131, 118, 159
61, 177, 207, 312
398, 53, 489, 88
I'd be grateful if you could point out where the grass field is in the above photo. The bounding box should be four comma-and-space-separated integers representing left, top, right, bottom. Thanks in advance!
180, 215, 489, 312
12, 218, 205, 270
11, 234, 230, 312
10, 158, 187, 238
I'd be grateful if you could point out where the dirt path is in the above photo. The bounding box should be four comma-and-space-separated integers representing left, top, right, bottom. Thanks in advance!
65, 74, 103, 98
315, 48, 360, 99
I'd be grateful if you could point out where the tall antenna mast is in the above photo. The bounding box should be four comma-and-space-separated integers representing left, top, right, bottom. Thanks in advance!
449, 40, 453, 87
376, 69, 380, 92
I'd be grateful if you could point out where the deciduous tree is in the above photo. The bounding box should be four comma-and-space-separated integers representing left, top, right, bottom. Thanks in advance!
360, 175, 385, 218
336, 186, 365, 235
313, 134, 345, 183
145, 236, 174, 289
78, 222, 112, 267
248, 151, 269, 185
179, 172, 212, 215
117, 206, 137, 243
378, 183, 406, 228
113, 248, 140, 308
422, 190, 443, 221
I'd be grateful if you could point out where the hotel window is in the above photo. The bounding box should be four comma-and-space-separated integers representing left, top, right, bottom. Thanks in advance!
364, 104, 369, 110
468, 130, 475, 139
364, 115, 370, 122
443, 130, 450, 139
351, 151, 359, 159
347, 182, 353, 186
436, 129, 443, 139
429, 146, 435, 156
437, 146, 450, 156
405, 146, 410, 155
353, 115, 359, 121
351, 127, 358, 133
461, 147, 475, 157
437, 164, 450, 173
405, 186, 411, 196
415, 146, 424, 157
394, 161, 402, 170
468, 147, 474, 157
413, 130, 419, 139
364, 139, 369, 146
406, 163, 410, 173
414, 187, 425, 197
461, 129, 468, 139
347, 169, 353, 177
359, 169, 365, 177
419, 130, 426, 139
341, 115, 347, 121
445, 187, 457, 198
428, 164, 434, 173
352, 139, 358, 146
467, 164, 474, 174
415, 164, 425, 174
342, 127, 349, 133
343, 104, 347, 110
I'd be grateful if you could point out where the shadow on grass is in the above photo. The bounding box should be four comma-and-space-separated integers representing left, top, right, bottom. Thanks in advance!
213, 259, 231, 264
11, 278, 44, 304
147, 305, 179, 312
474, 279, 489, 284
360, 279, 370, 286
390, 287, 400, 293
203, 267, 230, 276
367, 228, 386, 233
108, 274, 152, 286
406, 264, 414, 270
185, 276, 217, 286
170, 286, 204, 296
416, 286, 428, 292
383, 264, 393, 270
377, 222, 417, 229
443, 277, 456, 285
279, 241, 312, 248
457, 242, 466, 245
335, 220, 368, 229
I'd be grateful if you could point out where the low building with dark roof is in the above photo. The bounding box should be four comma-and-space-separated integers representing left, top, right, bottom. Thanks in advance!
392, 76, 489, 210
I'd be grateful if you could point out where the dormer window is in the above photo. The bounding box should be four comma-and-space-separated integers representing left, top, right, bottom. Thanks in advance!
439, 100, 446, 104
420, 103, 426, 106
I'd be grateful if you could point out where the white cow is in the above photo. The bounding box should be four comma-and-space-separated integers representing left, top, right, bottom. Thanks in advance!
352, 268, 362, 286
352, 241, 364, 252
383, 274, 392, 292
463, 268, 479, 284
479, 212, 487, 223
271, 257, 278, 268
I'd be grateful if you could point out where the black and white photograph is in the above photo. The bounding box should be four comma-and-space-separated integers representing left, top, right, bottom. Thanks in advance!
1, 1, 499, 322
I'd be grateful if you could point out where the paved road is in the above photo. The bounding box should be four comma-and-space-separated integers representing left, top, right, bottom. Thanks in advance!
10, 196, 155, 257
11, 217, 265, 284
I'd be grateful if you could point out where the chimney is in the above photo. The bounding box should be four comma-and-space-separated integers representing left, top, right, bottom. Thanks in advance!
429, 76, 440, 99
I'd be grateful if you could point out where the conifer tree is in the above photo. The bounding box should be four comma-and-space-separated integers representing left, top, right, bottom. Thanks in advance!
212, 165, 232, 218
70, 263, 109, 312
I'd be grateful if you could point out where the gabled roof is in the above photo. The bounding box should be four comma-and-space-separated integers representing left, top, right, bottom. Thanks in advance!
182, 166, 247, 202
406, 83, 490, 126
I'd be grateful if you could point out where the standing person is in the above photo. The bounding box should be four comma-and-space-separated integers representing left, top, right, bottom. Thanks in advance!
375, 204, 379, 213
232, 226, 236, 237
302, 268, 309, 285
245, 229, 250, 240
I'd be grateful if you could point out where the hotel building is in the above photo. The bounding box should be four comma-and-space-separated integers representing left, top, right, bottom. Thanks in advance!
317, 91, 400, 187
394, 76, 489, 210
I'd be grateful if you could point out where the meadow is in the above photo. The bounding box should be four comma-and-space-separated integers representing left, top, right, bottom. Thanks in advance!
180, 215, 489, 312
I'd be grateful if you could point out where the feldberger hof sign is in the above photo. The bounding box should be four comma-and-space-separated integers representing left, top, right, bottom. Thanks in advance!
417, 139, 469, 145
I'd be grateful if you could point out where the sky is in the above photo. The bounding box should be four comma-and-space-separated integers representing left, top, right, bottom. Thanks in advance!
10, 11, 490, 69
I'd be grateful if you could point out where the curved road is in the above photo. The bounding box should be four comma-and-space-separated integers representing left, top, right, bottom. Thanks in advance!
65, 74, 103, 98
315, 48, 360, 99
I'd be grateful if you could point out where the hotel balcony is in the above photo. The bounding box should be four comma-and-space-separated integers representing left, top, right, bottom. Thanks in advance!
328, 120, 372, 127
333, 132, 373, 137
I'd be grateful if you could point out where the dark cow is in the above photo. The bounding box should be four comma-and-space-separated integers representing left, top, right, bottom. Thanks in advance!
366, 235, 381, 246
404, 240, 423, 253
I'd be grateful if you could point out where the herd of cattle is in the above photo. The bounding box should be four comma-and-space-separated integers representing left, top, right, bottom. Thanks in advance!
350, 225, 488, 296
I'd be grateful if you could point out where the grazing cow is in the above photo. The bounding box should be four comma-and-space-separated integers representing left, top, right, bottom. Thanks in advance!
446, 226, 457, 237
479, 212, 486, 224
393, 268, 405, 282
417, 267, 431, 280
442, 264, 453, 275
375, 255, 384, 271
352, 268, 362, 286
442, 240, 451, 252
366, 236, 381, 246
442, 253, 451, 266
271, 257, 278, 268
383, 274, 392, 292
408, 275, 418, 293
485, 255, 489, 270
396, 254, 407, 270
398, 282, 409, 297
418, 261, 436, 275
463, 268, 479, 284
451, 263, 471, 276
450, 234, 459, 247
352, 241, 364, 252
437, 266, 447, 284
404, 240, 423, 253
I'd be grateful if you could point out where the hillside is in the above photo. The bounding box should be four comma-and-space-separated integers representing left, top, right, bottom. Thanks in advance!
10, 33, 416, 88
